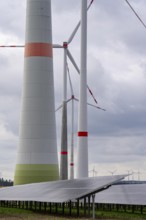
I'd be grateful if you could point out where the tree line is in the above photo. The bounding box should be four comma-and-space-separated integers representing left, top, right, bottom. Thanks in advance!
0, 178, 13, 187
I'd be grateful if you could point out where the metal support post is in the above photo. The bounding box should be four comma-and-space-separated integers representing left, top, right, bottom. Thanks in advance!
84, 197, 86, 216
77, 199, 80, 217
88, 196, 91, 217
92, 194, 95, 219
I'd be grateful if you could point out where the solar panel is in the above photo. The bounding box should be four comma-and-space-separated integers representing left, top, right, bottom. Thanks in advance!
95, 183, 146, 205
0, 175, 126, 203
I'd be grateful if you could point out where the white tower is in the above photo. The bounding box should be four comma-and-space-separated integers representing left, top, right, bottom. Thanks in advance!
77, 0, 88, 178
14, 0, 59, 185
60, 43, 68, 180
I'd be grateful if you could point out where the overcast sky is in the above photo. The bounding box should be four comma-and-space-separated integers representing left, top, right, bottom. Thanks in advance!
0, 0, 146, 181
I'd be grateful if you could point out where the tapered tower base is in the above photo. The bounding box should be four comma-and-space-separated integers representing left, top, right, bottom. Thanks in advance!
14, 0, 59, 185
14, 164, 59, 185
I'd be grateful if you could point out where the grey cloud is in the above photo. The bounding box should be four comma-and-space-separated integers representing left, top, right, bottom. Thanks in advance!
52, 0, 80, 13
0, 0, 146, 179
89, 135, 146, 164
88, 105, 146, 137
88, 0, 146, 56
0, 1, 26, 39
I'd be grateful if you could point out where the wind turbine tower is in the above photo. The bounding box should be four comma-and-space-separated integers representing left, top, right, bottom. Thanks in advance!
14, 0, 59, 185
77, 0, 88, 178
60, 42, 68, 180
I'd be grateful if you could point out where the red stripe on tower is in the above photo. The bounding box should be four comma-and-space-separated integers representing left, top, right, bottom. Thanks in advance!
60, 151, 68, 155
78, 131, 88, 137
25, 43, 53, 57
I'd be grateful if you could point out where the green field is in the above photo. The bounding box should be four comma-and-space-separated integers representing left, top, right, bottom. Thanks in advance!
0, 207, 146, 220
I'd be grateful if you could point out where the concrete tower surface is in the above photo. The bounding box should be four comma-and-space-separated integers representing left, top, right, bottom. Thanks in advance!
60, 43, 68, 180
14, 0, 59, 185
77, 0, 88, 178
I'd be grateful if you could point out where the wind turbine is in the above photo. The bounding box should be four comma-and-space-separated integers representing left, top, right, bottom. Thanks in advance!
56, 62, 104, 180
108, 169, 117, 176
76, 0, 89, 178
0, 0, 101, 180
59, 0, 96, 180
136, 170, 141, 181
67, 64, 105, 179
126, 169, 133, 181
89, 167, 98, 177
67, 64, 75, 180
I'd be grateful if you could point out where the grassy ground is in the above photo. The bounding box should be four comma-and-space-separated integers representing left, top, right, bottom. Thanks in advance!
0, 207, 146, 220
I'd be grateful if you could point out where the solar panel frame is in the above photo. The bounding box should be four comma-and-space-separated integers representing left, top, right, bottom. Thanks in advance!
0, 175, 126, 203
95, 183, 146, 205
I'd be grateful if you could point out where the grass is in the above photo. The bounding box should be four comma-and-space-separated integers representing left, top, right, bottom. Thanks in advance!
95, 210, 146, 219
0, 208, 62, 219
0, 207, 146, 219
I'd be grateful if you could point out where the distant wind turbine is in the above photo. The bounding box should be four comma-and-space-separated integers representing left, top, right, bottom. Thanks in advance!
108, 169, 117, 176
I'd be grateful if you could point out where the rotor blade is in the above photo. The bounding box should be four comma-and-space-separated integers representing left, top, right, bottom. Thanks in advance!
87, 87, 98, 104
67, 22, 80, 45
67, 63, 74, 95
66, 97, 72, 104
56, 97, 73, 112
88, 0, 94, 9
53, 44, 63, 48
67, 0, 95, 44
67, 49, 98, 105
0, 45, 24, 48
74, 97, 79, 102
0, 44, 63, 48
67, 49, 80, 74
70, 96, 105, 111
89, 170, 94, 172
55, 104, 63, 112
87, 103, 106, 111
124, 0, 146, 29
